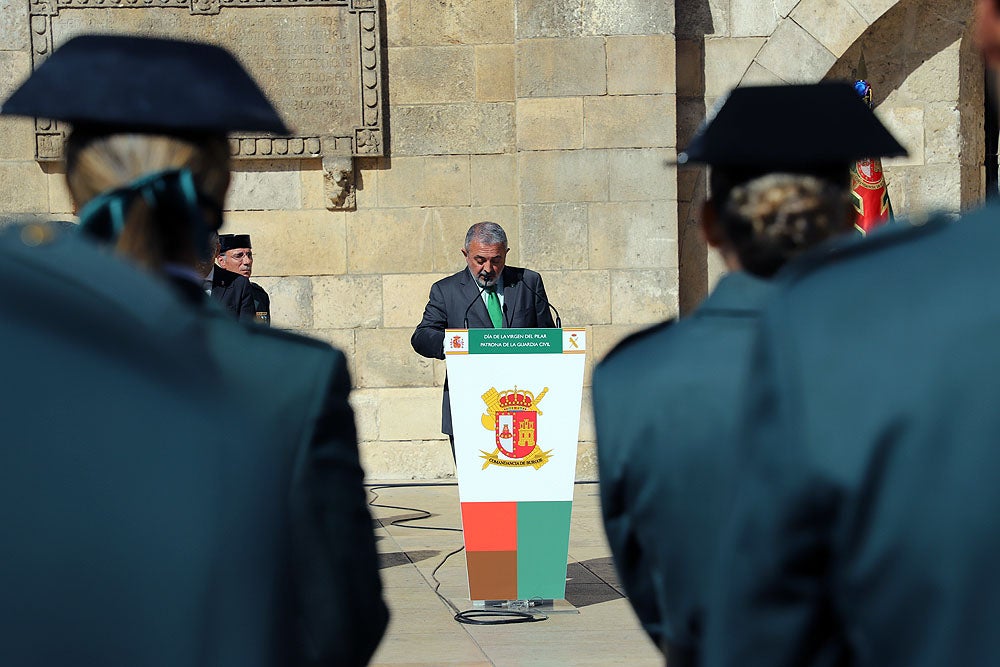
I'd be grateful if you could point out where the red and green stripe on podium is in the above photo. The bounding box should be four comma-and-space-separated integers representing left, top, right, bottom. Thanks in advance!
460, 500, 573, 601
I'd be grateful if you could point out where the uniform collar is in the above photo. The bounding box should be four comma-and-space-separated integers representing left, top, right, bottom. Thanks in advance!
164, 262, 205, 287
698, 271, 773, 314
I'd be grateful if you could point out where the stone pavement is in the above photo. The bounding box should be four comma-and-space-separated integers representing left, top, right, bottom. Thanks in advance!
367, 481, 662, 666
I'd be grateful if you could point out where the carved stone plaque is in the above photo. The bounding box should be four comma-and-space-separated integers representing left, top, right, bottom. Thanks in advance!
27, 0, 384, 164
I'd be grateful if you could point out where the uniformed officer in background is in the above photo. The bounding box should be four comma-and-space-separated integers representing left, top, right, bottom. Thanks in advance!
217, 232, 271, 325
204, 232, 257, 322
593, 82, 905, 666
0, 34, 387, 666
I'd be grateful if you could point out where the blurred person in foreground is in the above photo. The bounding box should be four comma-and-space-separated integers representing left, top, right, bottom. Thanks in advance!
592, 83, 905, 666
0, 34, 387, 666
217, 232, 270, 325
700, 20, 1000, 667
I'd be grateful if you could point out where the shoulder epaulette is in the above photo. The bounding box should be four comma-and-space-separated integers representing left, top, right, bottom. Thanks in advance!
241, 323, 333, 351
600, 319, 675, 365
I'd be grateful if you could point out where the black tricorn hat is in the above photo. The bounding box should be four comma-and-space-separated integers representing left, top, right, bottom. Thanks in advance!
0, 34, 290, 135
218, 234, 252, 251
678, 82, 907, 168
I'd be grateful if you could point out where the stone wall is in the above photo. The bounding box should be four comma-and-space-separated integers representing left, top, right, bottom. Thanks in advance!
354, 0, 679, 478
676, 0, 981, 294
0, 0, 43, 219
0, 0, 986, 480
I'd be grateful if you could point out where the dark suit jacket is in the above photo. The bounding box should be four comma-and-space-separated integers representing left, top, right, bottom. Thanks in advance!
593, 271, 772, 666
0, 225, 387, 667
411, 265, 556, 434
704, 208, 1000, 667
251, 281, 271, 326
211, 265, 256, 322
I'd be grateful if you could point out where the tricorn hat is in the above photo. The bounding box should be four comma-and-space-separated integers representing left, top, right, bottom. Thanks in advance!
0, 34, 290, 135
218, 234, 252, 252
678, 82, 906, 169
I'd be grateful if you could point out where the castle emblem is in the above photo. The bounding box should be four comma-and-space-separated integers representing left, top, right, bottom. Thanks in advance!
479, 386, 552, 470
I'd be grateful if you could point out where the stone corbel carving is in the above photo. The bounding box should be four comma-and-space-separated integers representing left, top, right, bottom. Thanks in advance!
323, 157, 356, 211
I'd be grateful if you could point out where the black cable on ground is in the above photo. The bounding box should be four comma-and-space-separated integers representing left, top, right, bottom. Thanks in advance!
367, 481, 549, 624
367, 482, 471, 617
368, 483, 463, 533
454, 609, 546, 625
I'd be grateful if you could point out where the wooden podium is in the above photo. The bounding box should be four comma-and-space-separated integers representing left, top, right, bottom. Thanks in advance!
444, 327, 586, 603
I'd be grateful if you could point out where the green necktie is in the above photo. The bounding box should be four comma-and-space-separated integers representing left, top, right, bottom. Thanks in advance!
486, 287, 503, 328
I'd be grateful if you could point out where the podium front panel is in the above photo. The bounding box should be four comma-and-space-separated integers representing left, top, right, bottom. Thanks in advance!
445, 328, 586, 601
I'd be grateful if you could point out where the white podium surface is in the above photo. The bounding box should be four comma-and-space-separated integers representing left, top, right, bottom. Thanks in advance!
444, 328, 586, 601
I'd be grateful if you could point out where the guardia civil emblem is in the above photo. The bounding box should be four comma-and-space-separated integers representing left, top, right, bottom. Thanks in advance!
479, 386, 552, 469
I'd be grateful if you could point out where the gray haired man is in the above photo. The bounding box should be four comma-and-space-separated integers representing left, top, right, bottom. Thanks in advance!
411, 221, 556, 452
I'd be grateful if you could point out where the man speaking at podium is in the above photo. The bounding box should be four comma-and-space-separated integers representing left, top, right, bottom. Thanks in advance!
412, 221, 556, 454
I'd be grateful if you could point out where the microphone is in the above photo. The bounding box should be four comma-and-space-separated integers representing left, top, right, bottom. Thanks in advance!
463, 274, 489, 328
519, 279, 561, 328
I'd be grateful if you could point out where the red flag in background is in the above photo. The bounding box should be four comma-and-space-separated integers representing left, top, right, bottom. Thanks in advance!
851, 77, 894, 235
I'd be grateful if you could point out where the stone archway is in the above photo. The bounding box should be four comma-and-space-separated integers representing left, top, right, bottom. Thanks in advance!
823, 1, 982, 215
739, 0, 900, 86
676, 0, 980, 312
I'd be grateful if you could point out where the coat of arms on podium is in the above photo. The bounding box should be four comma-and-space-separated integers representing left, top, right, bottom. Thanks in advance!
479, 386, 552, 469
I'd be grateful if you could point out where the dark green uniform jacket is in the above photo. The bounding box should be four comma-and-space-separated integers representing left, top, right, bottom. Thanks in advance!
593, 271, 772, 666
704, 208, 1000, 667
0, 225, 387, 666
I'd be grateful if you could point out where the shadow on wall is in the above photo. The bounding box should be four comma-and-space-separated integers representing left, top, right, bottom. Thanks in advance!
825, 0, 982, 211
674, 0, 713, 317
826, 0, 972, 107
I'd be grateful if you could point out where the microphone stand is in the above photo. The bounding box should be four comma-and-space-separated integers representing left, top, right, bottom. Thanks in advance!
463, 274, 490, 328
518, 279, 562, 328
